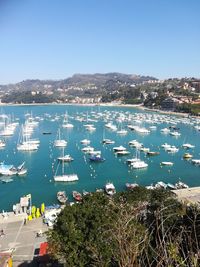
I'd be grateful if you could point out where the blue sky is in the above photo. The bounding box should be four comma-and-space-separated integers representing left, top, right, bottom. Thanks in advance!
0, 0, 200, 84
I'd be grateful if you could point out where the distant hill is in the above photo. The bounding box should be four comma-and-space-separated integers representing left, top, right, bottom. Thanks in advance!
0, 73, 157, 93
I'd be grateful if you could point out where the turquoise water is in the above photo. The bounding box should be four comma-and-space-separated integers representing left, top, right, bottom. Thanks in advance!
0, 105, 200, 211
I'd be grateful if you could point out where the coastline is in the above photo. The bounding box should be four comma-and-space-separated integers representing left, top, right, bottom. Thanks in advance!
0, 102, 192, 118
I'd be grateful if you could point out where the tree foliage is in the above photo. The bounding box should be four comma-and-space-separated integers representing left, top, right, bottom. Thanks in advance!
47, 188, 200, 266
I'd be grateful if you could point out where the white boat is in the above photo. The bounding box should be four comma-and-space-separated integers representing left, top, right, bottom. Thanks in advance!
81, 146, 94, 153
161, 143, 171, 149
0, 140, 6, 148
191, 159, 200, 165
80, 139, 90, 145
54, 174, 78, 182
62, 113, 74, 128
57, 154, 74, 162
131, 160, 148, 169
155, 181, 167, 189
170, 131, 181, 137
104, 182, 116, 196
166, 146, 179, 153
0, 163, 17, 176
102, 139, 115, 144
54, 129, 67, 147
175, 181, 189, 189
17, 162, 27, 175
161, 162, 174, 166
116, 150, 130, 156
113, 145, 126, 152
182, 143, 195, 149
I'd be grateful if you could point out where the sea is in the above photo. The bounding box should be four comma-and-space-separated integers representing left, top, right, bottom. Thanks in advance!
0, 104, 200, 212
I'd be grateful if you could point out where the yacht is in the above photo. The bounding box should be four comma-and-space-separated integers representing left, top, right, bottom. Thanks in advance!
175, 181, 189, 189
183, 153, 193, 159
131, 160, 148, 169
54, 174, 78, 182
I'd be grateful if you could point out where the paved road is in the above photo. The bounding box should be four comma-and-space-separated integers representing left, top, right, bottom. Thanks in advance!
0, 212, 49, 266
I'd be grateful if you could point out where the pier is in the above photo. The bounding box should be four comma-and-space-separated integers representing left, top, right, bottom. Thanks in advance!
174, 186, 200, 205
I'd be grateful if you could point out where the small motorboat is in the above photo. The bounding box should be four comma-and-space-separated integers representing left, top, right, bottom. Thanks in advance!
89, 155, 105, 162
105, 182, 116, 196
183, 153, 193, 159
161, 162, 174, 166
147, 151, 160, 156
57, 191, 68, 204
72, 191, 82, 202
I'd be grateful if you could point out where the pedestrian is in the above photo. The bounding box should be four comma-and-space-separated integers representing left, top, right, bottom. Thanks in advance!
0, 229, 5, 237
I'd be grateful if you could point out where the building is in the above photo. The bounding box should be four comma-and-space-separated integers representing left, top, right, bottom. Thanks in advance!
161, 97, 180, 111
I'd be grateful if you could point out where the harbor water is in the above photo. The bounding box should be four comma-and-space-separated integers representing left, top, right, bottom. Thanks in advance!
0, 104, 200, 211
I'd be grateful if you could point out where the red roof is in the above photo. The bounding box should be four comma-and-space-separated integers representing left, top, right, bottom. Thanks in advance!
39, 242, 48, 256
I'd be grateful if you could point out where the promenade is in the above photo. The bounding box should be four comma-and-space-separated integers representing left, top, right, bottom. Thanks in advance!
0, 212, 49, 266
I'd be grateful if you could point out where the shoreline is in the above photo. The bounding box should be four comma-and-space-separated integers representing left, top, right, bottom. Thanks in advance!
0, 102, 194, 118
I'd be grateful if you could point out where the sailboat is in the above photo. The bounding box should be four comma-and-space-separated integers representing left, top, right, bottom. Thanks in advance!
17, 125, 39, 151
54, 129, 67, 147
54, 157, 78, 182
57, 148, 74, 162
62, 112, 74, 128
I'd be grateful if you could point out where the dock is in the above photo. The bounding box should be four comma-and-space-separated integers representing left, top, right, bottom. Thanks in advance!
174, 186, 200, 205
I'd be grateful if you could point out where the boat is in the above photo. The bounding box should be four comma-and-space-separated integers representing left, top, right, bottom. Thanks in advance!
0, 163, 17, 176
161, 143, 171, 149
0, 140, 6, 148
80, 139, 90, 145
102, 139, 115, 144
57, 149, 74, 162
182, 143, 195, 149
131, 160, 148, 169
57, 191, 68, 204
54, 129, 67, 147
161, 162, 174, 166
104, 182, 116, 196
81, 146, 94, 153
155, 181, 167, 189
147, 151, 160, 156
113, 145, 126, 152
62, 113, 74, 128
116, 150, 130, 156
54, 159, 78, 182
191, 159, 200, 165
72, 191, 82, 202
1, 178, 14, 183
175, 181, 189, 189
125, 183, 139, 190
17, 162, 27, 175
183, 153, 193, 159
43, 132, 52, 135
170, 131, 181, 137
166, 146, 179, 153
167, 183, 176, 190
89, 154, 105, 162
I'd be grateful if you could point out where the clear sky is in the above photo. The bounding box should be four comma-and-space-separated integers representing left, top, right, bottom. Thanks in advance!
0, 0, 200, 84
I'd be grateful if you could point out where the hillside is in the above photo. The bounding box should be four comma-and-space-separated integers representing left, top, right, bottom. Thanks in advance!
0, 73, 157, 93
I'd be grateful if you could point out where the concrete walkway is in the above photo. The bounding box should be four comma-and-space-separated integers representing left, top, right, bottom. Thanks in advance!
0, 212, 49, 266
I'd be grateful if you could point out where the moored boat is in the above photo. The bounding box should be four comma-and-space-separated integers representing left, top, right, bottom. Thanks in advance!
72, 191, 82, 202
105, 182, 116, 196
57, 191, 68, 204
